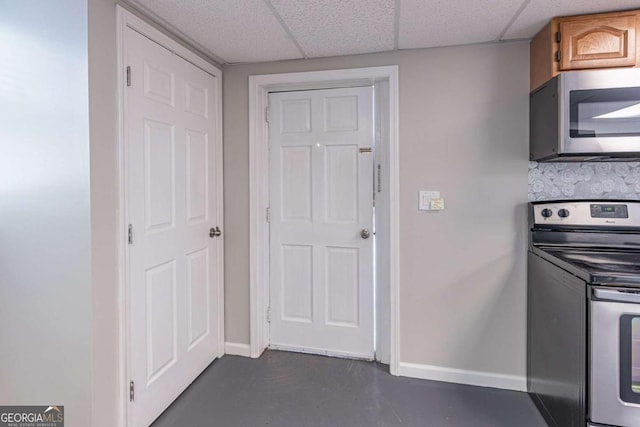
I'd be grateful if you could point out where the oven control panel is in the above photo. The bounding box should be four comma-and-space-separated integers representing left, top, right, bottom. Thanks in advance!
590, 204, 628, 219
532, 201, 640, 227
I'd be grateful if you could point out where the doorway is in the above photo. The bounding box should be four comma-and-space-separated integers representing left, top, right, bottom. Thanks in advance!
248, 66, 400, 373
268, 86, 375, 359
117, 8, 224, 427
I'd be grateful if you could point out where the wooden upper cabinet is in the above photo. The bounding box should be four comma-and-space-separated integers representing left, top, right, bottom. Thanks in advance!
559, 15, 636, 70
530, 9, 640, 91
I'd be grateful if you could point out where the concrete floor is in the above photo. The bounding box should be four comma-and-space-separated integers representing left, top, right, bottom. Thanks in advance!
152, 350, 547, 427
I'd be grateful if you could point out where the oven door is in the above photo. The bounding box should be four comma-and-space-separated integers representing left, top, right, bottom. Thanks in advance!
562, 69, 640, 155
590, 288, 640, 427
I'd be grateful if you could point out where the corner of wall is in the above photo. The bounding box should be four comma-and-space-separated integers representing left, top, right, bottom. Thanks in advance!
88, 0, 122, 426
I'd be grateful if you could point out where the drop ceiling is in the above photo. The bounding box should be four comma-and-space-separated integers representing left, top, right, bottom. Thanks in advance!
129, 0, 640, 64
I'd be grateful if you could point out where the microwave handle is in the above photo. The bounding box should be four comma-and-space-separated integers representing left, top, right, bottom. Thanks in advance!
593, 288, 640, 304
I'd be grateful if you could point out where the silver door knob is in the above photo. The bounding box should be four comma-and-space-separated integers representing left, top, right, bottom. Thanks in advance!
360, 229, 370, 239
209, 226, 222, 238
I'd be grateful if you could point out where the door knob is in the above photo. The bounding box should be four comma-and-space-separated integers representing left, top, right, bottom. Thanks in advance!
360, 229, 371, 239
209, 226, 222, 238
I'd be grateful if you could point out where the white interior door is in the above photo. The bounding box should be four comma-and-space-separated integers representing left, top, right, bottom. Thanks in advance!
269, 86, 374, 359
125, 27, 222, 427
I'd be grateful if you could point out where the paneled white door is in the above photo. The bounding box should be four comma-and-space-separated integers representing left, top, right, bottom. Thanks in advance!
269, 87, 374, 359
125, 27, 222, 427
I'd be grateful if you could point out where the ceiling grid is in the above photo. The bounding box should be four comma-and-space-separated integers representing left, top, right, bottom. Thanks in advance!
263, 0, 309, 58
496, 0, 533, 42
128, 0, 640, 64
268, 0, 395, 58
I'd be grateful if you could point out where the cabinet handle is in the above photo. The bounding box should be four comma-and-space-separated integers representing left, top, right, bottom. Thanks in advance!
593, 289, 640, 304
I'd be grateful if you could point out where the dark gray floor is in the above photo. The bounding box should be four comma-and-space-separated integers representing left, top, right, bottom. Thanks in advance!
152, 350, 547, 427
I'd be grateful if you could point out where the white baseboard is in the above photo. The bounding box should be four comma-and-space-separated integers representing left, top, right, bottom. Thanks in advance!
397, 362, 527, 392
224, 342, 251, 357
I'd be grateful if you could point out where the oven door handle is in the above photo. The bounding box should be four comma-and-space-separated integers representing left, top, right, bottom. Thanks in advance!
593, 288, 640, 304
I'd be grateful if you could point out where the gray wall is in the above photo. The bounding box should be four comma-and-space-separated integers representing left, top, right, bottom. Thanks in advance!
223, 43, 530, 377
0, 1, 92, 425
88, 1, 120, 425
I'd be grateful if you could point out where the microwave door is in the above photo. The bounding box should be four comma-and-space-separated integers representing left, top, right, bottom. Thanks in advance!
562, 72, 640, 155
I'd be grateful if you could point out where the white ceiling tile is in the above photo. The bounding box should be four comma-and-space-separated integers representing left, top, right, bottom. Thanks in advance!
504, 0, 640, 39
269, 0, 395, 57
132, 0, 303, 63
398, 0, 525, 49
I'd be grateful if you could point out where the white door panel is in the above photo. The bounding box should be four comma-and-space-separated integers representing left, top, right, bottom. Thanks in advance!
269, 87, 374, 359
126, 27, 221, 427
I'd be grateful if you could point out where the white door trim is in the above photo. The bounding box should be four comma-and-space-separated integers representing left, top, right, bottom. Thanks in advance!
116, 6, 224, 427
248, 66, 400, 375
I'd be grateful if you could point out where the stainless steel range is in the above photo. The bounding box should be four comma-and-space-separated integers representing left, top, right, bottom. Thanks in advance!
528, 200, 640, 427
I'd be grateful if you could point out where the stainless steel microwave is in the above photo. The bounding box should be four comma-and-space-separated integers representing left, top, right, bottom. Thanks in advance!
530, 68, 640, 162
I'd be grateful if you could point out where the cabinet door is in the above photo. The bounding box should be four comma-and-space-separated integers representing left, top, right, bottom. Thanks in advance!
559, 14, 636, 70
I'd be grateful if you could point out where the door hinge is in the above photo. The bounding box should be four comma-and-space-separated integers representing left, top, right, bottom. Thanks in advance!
266, 306, 271, 323
126, 66, 131, 87
128, 224, 133, 245
129, 381, 135, 402
377, 163, 382, 193
265, 106, 270, 125
555, 31, 561, 43
555, 50, 561, 62
266, 207, 270, 223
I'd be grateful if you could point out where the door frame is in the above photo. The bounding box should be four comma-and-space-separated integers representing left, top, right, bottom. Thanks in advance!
248, 66, 400, 374
116, 6, 224, 426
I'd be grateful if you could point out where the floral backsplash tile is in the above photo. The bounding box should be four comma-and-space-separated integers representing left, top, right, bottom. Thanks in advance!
528, 162, 640, 201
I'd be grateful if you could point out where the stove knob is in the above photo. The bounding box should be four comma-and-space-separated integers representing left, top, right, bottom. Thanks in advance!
558, 208, 570, 218
541, 208, 553, 218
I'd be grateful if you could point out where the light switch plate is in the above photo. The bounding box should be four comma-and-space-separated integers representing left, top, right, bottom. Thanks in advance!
419, 191, 440, 210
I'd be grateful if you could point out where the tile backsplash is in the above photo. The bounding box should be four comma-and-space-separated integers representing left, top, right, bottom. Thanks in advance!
528, 162, 640, 201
